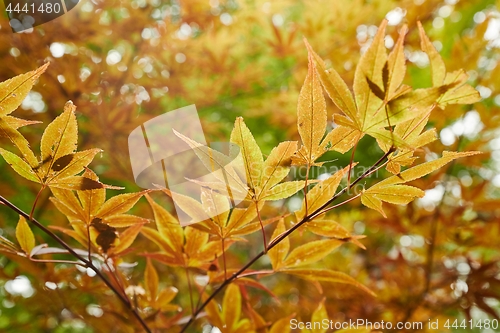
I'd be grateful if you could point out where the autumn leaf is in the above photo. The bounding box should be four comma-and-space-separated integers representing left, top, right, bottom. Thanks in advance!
145, 259, 159, 301
281, 239, 342, 269
230, 117, 264, 191
293, 47, 327, 166
16, 216, 35, 254
361, 151, 481, 216
268, 220, 289, 270
282, 268, 376, 297
205, 284, 254, 333
302, 300, 328, 333
0, 63, 49, 117
0, 101, 106, 190
296, 164, 354, 220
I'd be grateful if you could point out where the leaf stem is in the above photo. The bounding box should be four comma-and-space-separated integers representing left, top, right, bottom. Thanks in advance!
30, 185, 45, 221
0, 195, 152, 333
255, 201, 267, 253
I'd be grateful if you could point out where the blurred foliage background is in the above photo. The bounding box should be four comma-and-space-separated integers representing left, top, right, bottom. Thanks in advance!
1, 0, 500, 332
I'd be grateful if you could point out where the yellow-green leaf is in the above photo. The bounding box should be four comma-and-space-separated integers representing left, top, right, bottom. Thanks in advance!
145, 259, 159, 301
282, 239, 342, 269
418, 21, 446, 86
46, 148, 102, 181
258, 141, 297, 197
230, 117, 264, 191
260, 181, 305, 201
305, 39, 358, 128
16, 216, 35, 254
311, 300, 328, 333
0, 118, 38, 167
354, 19, 388, 130
0, 62, 49, 116
0, 148, 39, 182
296, 49, 327, 164
386, 25, 408, 99
40, 101, 78, 173
296, 164, 353, 220
268, 219, 289, 270
306, 219, 351, 239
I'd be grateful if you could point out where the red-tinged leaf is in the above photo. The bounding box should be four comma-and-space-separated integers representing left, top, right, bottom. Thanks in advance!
145, 259, 159, 301
0, 62, 49, 116
109, 223, 143, 255
282, 239, 342, 269
40, 101, 78, 172
282, 268, 376, 297
268, 220, 289, 271
304, 39, 358, 128
145, 194, 183, 253
234, 278, 278, 300
16, 216, 35, 254
96, 191, 147, 219
418, 21, 446, 86
0, 147, 39, 182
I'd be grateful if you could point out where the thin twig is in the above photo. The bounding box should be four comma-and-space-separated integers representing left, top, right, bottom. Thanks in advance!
0, 195, 152, 333
255, 201, 267, 253
180, 149, 394, 332
30, 185, 45, 221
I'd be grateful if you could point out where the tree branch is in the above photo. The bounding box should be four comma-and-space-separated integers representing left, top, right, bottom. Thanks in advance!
0, 195, 152, 333
180, 148, 394, 332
